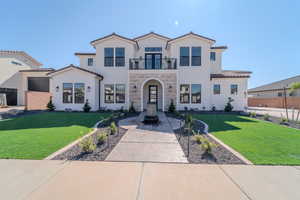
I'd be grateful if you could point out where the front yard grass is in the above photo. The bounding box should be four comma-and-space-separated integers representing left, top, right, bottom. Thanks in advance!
193, 114, 300, 165
0, 112, 110, 159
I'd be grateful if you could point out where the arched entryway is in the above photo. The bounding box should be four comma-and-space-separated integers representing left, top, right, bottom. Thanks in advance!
141, 78, 164, 111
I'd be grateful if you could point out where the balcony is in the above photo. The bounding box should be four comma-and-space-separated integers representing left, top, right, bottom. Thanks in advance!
129, 57, 177, 70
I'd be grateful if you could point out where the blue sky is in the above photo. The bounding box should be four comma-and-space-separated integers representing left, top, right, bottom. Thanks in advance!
1, 0, 299, 88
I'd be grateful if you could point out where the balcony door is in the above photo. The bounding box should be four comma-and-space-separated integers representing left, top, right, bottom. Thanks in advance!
145, 53, 162, 69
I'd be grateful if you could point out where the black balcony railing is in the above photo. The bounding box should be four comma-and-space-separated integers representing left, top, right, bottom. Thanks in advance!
129, 58, 177, 70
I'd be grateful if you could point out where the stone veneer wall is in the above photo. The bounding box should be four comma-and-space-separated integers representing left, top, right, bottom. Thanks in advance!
129, 72, 177, 111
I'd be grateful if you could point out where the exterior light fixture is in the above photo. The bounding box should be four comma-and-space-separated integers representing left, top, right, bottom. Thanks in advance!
56, 86, 59, 92
169, 85, 172, 89
87, 86, 91, 92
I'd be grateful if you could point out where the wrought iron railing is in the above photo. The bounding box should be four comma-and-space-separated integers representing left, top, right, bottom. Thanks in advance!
129, 58, 177, 70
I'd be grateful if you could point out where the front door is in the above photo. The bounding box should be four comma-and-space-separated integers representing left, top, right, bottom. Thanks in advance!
149, 85, 158, 108
145, 53, 162, 69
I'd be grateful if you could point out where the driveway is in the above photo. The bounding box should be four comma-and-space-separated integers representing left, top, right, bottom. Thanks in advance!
1, 159, 300, 200
106, 112, 187, 163
248, 106, 299, 119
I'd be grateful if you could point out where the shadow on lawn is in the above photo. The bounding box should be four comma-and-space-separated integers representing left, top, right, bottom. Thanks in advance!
0, 112, 108, 131
194, 114, 257, 133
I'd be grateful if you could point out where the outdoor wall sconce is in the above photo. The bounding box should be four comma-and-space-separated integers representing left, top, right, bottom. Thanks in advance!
87, 86, 91, 92
169, 85, 172, 89
133, 85, 137, 89
55, 86, 59, 92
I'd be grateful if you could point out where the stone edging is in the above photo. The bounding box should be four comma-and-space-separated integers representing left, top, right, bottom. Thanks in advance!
195, 119, 253, 165
44, 120, 103, 160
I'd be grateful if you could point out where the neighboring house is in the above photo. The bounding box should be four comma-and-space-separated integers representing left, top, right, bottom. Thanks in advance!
48, 32, 251, 111
0, 50, 53, 106
248, 75, 300, 108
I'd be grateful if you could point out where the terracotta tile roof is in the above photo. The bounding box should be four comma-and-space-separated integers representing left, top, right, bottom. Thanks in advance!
47, 64, 103, 79
211, 46, 228, 50
74, 53, 96, 56
19, 68, 54, 72
90, 33, 138, 47
0, 50, 42, 66
133, 32, 170, 40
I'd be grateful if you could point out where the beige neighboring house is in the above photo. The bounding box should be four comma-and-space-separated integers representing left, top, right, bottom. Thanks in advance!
248, 75, 300, 108
0, 50, 53, 107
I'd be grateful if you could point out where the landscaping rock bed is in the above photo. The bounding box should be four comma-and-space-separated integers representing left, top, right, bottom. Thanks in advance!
167, 112, 245, 164
52, 112, 139, 161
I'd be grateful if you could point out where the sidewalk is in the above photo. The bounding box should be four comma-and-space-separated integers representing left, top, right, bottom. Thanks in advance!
1, 159, 299, 200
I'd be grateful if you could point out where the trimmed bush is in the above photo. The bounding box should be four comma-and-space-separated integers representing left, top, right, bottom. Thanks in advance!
79, 138, 96, 153
200, 138, 217, 154
97, 132, 107, 145
249, 112, 257, 118
83, 100, 91, 112
263, 113, 270, 121
168, 99, 176, 113
110, 122, 117, 135
46, 97, 55, 111
224, 97, 234, 112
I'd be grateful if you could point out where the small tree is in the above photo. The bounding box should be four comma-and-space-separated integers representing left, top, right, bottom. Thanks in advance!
46, 97, 55, 111
224, 97, 234, 112
168, 99, 176, 113
290, 82, 300, 121
110, 122, 117, 135
83, 99, 91, 112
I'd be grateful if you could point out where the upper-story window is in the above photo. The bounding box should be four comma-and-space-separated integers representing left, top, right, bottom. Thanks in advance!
231, 84, 238, 95
87, 58, 93, 66
145, 47, 162, 52
104, 48, 114, 67
191, 47, 201, 66
115, 48, 125, 67
210, 52, 216, 61
213, 84, 221, 95
180, 47, 190, 66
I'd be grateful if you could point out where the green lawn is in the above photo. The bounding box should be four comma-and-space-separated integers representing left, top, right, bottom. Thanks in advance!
0, 112, 110, 159
193, 114, 300, 165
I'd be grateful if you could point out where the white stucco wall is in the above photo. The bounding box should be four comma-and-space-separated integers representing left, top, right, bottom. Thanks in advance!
50, 69, 100, 111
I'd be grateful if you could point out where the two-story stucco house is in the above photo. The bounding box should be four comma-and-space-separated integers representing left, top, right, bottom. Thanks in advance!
48, 32, 251, 112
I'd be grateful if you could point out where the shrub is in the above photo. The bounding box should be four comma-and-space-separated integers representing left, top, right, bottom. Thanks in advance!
211, 106, 216, 112
129, 101, 136, 113
200, 138, 217, 154
83, 100, 91, 112
249, 112, 257, 118
97, 132, 107, 145
280, 117, 288, 124
194, 135, 204, 144
168, 99, 176, 113
263, 113, 270, 121
224, 97, 234, 112
110, 122, 117, 135
46, 97, 55, 111
79, 138, 96, 153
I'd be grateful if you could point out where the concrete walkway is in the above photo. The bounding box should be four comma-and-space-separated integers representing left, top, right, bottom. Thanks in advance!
106, 112, 187, 163
1, 159, 300, 200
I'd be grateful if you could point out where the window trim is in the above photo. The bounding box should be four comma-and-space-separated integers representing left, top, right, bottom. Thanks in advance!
210, 52, 216, 62
104, 48, 114, 67
74, 83, 85, 104
191, 84, 201, 104
213, 84, 221, 95
87, 58, 93, 66
62, 83, 73, 104
230, 84, 238, 95
115, 47, 125, 67
180, 84, 190, 104
179, 47, 190, 66
191, 47, 201, 66
115, 84, 126, 103
104, 84, 115, 103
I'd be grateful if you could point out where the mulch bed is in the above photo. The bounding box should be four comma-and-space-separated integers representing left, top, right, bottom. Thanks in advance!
52, 112, 139, 161
166, 112, 245, 164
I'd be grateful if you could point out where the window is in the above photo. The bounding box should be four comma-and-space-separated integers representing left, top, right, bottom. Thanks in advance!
210, 52, 216, 61
104, 84, 114, 103
180, 47, 189, 66
213, 84, 220, 95
192, 47, 201, 66
231, 84, 238, 95
180, 84, 190, 103
145, 47, 162, 52
87, 58, 93, 66
115, 48, 125, 67
278, 92, 283, 97
74, 83, 85, 104
104, 48, 114, 66
191, 84, 201, 103
63, 83, 73, 103
116, 84, 125, 103
11, 61, 22, 66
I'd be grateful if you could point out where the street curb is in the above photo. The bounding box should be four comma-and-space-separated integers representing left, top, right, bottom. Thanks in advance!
44, 120, 103, 160
196, 119, 253, 165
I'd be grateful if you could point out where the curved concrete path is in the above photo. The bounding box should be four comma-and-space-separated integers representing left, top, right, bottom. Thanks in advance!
106, 112, 188, 163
